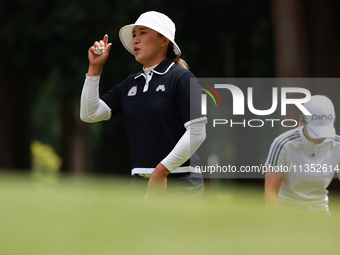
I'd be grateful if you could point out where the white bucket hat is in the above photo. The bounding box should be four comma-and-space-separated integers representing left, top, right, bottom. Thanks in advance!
119, 11, 181, 57
302, 95, 336, 139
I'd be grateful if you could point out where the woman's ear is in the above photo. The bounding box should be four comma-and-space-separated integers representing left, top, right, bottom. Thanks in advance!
161, 37, 170, 48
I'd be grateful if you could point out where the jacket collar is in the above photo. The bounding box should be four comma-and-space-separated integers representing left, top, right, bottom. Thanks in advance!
134, 58, 174, 79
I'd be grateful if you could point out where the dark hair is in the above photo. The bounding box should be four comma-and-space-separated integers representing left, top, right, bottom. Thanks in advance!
167, 42, 189, 69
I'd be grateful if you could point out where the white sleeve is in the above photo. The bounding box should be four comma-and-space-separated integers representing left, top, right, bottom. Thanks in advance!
80, 75, 111, 123
161, 117, 207, 172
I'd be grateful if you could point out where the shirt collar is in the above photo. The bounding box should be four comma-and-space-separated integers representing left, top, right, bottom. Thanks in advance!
134, 58, 174, 79
143, 63, 158, 73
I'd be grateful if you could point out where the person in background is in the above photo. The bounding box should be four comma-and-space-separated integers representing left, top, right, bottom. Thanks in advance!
265, 95, 340, 215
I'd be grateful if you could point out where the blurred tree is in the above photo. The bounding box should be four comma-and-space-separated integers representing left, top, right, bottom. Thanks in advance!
273, 0, 339, 77
272, 0, 340, 122
0, 0, 41, 171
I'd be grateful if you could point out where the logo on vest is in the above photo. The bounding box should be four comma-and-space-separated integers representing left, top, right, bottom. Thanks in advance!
128, 86, 137, 96
156, 85, 166, 92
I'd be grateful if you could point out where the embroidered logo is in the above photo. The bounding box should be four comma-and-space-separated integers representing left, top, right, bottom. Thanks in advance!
156, 85, 166, 92
128, 86, 137, 96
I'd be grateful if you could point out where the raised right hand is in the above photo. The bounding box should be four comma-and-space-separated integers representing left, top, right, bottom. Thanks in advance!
87, 34, 112, 76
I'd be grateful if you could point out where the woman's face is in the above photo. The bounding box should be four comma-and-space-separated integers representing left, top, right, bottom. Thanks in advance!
132, 26, 168, 67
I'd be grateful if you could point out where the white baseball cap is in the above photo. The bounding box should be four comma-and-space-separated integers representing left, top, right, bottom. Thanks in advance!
302, 95, 336, 139
119, 11, 181, 57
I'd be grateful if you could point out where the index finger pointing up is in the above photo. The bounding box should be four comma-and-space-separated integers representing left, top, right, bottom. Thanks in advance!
103, 34, 108, 46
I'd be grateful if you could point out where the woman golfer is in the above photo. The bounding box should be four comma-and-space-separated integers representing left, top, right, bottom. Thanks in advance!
80, 11, 207, 198
265, 95, 340, 214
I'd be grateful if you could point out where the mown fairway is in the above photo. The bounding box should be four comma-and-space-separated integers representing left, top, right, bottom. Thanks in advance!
0, 174, 339, 255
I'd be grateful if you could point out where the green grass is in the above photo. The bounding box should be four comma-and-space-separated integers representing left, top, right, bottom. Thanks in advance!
0, 174, 339, 255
